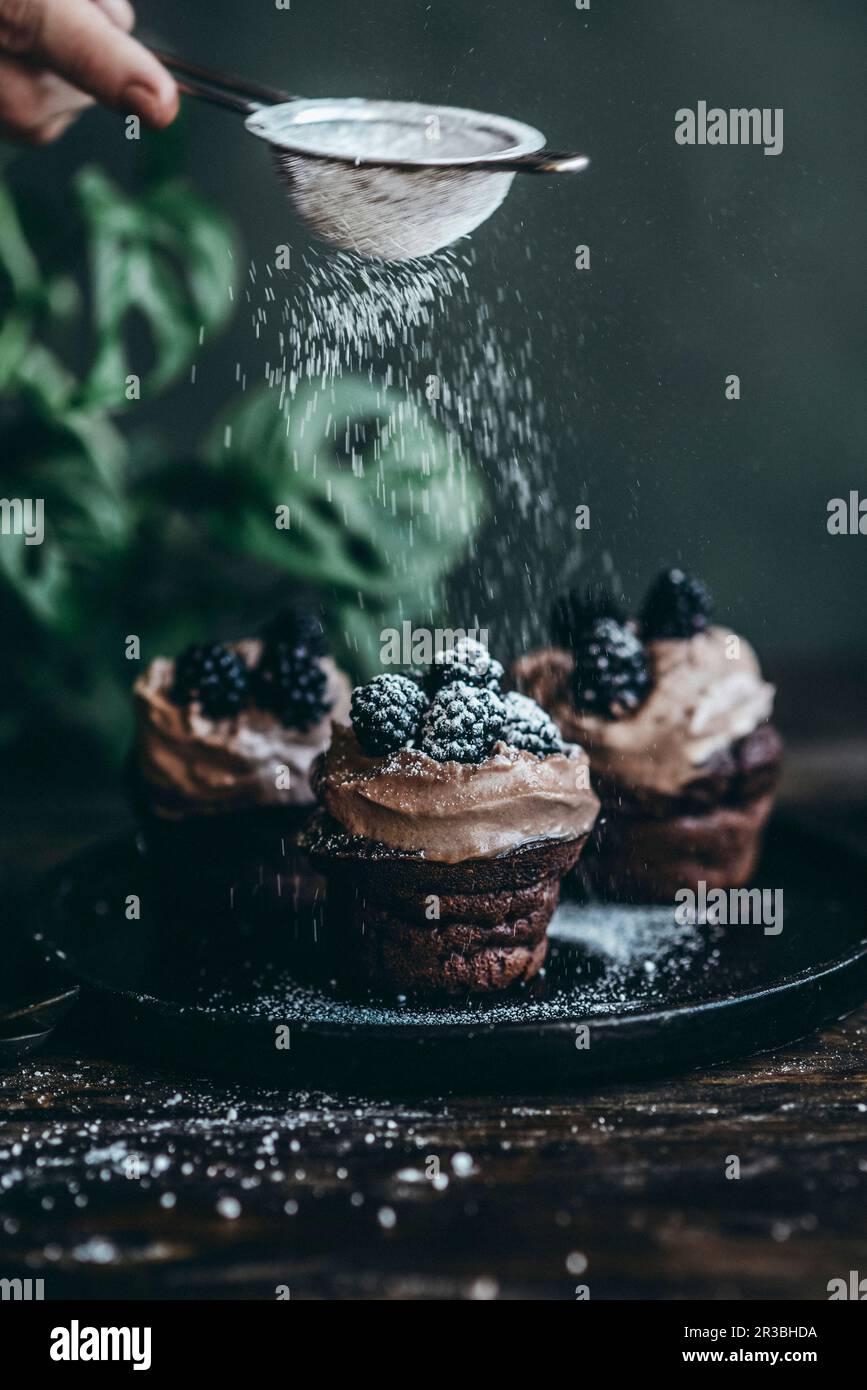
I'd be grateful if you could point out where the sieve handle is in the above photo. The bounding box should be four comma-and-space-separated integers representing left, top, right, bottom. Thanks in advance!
502, 151, 591, 175
146, 46, 300, 115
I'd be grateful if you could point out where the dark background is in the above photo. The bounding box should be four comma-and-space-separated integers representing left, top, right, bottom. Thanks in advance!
5, 0, 866, 653
2, 4, 866, 1304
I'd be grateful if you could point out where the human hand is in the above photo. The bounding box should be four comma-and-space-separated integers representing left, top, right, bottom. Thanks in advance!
0, 0, 177, 145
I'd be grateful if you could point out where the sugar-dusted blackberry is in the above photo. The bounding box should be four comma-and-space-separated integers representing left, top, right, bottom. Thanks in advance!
419, 681, 506, 763
551, 582, 624, 649
350, 674, 428, 755
172, 643, 250, 720
424, 637, 504, 695
572, 618, 650, 719
260, 608, 328, 658
640, 568, 713, 641
254, 643, 332, 730
501, 691, 563, 756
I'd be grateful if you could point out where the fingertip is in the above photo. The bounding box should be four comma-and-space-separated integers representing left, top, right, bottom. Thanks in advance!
93, 0, 136, 34
149, 75, 180, 128
123, 75, 179, 128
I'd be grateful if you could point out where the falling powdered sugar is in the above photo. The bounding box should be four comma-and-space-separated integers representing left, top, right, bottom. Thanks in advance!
247, 239, 562, 654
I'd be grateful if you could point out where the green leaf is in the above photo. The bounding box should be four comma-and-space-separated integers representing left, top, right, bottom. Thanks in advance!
0, 160, 245, 766
207, 379, 485, 599
73, 167, 239, 408
0, 404, 129, 628
0, 178, 42, 390
0, 177, 41, 294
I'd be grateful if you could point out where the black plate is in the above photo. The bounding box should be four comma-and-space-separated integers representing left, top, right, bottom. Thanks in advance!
0, 864, 79, 1064
34, 818, 867, 1089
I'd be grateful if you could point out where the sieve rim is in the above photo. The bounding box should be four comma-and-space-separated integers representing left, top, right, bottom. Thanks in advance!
244, 96, 547, 168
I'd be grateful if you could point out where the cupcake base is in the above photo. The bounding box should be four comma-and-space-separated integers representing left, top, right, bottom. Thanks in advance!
129, 769, 322, 922
582, 726, 783, 903
585, 792, 777, 903
304, 813, 588, 996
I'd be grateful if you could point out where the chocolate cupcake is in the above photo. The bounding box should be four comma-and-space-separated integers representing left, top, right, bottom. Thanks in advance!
513, 571, 782, 902
305, 640, 600, 996
131, 612, 351, 918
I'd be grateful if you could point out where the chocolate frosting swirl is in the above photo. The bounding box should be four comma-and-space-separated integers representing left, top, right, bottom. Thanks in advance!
134, 641, 352, 819
512, 626, 775, 800
314, 724, 600, 864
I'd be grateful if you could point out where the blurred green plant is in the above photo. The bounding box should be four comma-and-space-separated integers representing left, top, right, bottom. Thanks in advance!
0, 160, 483, 769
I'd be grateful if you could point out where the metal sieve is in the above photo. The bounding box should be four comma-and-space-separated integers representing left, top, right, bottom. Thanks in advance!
150, 49, 590, 261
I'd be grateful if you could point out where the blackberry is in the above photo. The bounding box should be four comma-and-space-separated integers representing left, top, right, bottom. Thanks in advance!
572, 618, 650, 719
640, 568, 712, 641
350, 674, 428, 755
260, 607, 328, 658
424, 637, 504, 696
254, 643, 331, 730
419, 681, 505, 763
551, 582, 624, 649
501, 691, 563, 756
172, 643, 250, 720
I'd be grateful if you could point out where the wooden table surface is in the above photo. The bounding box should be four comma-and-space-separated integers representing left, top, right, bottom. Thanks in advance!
2, 751, 866, 1301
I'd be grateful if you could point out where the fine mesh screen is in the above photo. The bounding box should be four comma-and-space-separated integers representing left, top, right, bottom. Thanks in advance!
268, 114, 515, 162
